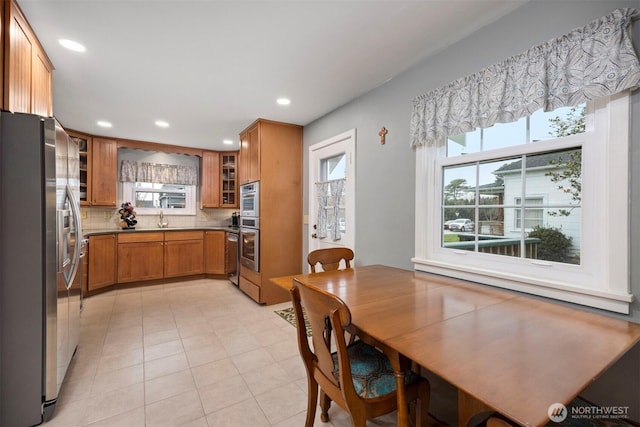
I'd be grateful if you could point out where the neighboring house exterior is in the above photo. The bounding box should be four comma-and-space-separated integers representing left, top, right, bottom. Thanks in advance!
493, 151, 581, 256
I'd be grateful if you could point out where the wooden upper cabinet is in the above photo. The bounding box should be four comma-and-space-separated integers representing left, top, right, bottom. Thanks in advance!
201, 152, 237, 208
91, 137, 117, 206
201, 151, 220, 208
239, 131, 249, 185
239, 123, 260, 184
4, 0, 53, 116
220, 153, 237, 207
31, 48, 52, 117
68, 130, 92, 206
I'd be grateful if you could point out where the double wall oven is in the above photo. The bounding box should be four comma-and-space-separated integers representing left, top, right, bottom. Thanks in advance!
239, 182, 259, 272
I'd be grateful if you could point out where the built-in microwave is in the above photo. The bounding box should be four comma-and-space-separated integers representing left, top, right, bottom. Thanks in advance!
240, 181, 259, 218
240, 216, 259, 229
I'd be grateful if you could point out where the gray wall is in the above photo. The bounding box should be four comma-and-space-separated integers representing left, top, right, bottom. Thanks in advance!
303, 0, 640, 323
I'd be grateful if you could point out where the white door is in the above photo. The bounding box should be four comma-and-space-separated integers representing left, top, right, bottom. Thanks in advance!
308, 129, 356, 271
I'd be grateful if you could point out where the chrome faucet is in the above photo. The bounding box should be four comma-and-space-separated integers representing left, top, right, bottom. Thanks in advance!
158, 210, 168, 228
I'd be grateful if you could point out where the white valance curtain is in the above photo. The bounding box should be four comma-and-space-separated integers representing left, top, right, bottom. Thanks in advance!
120, 160, 198, 185
315, 178, 346, 241
410, 8, 640, 147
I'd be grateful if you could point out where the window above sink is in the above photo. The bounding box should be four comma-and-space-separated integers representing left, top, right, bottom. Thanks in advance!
119, 149, 199, 216
124, 182, 196, 216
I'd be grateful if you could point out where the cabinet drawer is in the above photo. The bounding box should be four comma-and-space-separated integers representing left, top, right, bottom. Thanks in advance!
164, 230, 204, 241
240, 276, 260, 303
118, 232, 164, 243
240, 265, 261, 286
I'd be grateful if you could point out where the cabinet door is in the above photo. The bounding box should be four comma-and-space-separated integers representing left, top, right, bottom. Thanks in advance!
247, 124, 260, 182
204, 231, 226, 274
31, 48, 52, 117
69, 131, 92, 206
200, 151, 220, 208
7, 4, 33, 113
117, 241, 165, 283
81, 243, 89, 296
91, 138, 117, 206
164, 240, 204, 277
88, 234, 116, 291
220, 154, 238, 207
6, 1, 53, 115
239, 130, 248, 184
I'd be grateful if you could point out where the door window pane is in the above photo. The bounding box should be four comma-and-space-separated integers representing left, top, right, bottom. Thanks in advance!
321, 153, 346, 181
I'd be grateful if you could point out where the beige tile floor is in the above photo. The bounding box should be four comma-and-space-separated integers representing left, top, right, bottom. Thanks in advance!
44, 278, 399, 427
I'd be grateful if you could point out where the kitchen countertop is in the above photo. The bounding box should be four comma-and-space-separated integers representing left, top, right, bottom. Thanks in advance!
83, 226, 240, 236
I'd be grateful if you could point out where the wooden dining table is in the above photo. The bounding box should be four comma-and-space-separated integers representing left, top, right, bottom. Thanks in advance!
271, 265, 640, 427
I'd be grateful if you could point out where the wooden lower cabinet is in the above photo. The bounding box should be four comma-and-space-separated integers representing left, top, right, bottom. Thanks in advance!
81, 242, 89, 296
117, 232, 165, 283
88, 230, 229, 291
117, 241, 165, 283
88, 234, 116, 291
164, 239, 204, 277
204, 231, 226, 274
239, 276, 260, 302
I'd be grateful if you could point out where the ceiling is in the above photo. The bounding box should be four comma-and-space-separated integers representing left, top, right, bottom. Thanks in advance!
17, 0, 527, 151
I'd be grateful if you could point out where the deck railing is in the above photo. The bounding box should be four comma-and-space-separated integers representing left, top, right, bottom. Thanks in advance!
444, 235, 541, 258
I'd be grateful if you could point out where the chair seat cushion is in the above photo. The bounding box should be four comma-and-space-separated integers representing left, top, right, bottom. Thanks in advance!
332, 341, 418, 399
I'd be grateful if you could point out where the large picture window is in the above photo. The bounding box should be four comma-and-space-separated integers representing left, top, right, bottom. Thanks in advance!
442, 144, 583, 266
414, 93, 633, 313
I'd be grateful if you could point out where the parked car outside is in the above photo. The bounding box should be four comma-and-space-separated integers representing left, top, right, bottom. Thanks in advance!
443, 220, 455, 230
448, 218, 474, 232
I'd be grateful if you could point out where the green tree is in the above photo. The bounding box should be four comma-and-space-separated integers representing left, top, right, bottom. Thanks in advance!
528, 226, 573, 263
546, 105, 585, 217
444, 178, 469, 202
548, 105, 585, 137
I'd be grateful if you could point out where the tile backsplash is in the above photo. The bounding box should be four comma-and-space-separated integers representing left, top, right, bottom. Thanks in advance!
81, 207, 237, 231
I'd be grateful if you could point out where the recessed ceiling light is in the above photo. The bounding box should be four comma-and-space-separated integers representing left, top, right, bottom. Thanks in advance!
223, 139, 234, 145
97, 120, 112, 128
276, 98, 291, 106
155, 120, 170, 128
59, 39, 86, 52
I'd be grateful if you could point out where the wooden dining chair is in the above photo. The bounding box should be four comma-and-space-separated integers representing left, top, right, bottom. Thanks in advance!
307, 247, 354, 273
290, 280, 431, 427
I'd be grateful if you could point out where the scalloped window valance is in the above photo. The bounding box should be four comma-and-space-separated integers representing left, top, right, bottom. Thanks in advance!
120, 160, 198, 185
410, 8, 640, 147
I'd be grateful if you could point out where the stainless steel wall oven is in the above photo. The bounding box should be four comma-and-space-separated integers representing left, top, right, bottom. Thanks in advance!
240, 181, 259, 217
239, 181, 260, 272
239, 227, 259, 272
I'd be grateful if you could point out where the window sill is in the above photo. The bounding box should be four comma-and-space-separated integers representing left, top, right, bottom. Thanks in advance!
412, 257, 634, 314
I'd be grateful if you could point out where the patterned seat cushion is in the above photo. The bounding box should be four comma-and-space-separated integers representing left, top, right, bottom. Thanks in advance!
331, 341, 418, 399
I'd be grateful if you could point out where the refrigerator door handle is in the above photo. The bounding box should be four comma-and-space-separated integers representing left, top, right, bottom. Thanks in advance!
62, 184, 83, 289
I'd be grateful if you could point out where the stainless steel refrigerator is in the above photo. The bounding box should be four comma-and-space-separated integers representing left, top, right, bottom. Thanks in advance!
0, 111, 84, 425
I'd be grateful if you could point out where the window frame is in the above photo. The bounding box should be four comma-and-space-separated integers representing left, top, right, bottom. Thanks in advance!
122, 181, 196, 216
413, 92, 633, 314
